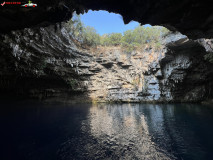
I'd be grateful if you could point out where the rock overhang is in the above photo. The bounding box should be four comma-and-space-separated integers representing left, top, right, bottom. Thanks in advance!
1, 0, 213, 39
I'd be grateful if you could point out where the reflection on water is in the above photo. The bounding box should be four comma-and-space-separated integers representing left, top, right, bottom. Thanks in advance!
1, 102, 213, 160
88, 104, 173, 159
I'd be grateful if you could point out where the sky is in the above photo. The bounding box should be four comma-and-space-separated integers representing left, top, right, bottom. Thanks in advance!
81, 10, 151, 35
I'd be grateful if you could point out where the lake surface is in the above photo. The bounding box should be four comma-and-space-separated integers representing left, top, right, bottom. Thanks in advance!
0, 102, 213, 160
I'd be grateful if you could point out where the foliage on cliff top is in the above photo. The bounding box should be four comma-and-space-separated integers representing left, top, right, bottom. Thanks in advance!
65, 12, 170, 52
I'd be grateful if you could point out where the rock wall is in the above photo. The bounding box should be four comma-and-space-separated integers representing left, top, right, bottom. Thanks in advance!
143, 34, 213, 102
0, 24, 93, 100
85, 45, 166, 102
0, 26, 213, 102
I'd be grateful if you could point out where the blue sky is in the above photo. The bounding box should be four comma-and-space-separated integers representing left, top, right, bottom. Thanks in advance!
81, 10, 151, 35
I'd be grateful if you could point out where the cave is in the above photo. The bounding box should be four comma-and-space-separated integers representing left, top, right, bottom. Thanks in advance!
1, 6, 213, 103
1, 1, 213, 160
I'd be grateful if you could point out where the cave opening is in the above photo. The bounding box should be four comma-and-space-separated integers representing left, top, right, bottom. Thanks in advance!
0, 9, 213, 103
65, 10, 159, 49
63, 10, 202, 103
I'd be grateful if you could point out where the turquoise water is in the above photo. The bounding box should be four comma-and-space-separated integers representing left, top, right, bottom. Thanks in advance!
0, 102, 213, 160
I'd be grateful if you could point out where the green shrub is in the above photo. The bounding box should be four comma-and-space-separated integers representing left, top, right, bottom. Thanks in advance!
82, 26, 100, 47
100, 33, 122, 46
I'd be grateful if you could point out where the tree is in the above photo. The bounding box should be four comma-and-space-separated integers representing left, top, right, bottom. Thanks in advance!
100, 33, 122, 46
121, 30, 135, 45
82, 26, 100, 47
65, 12, 84, 41
133, 26, 146, 44
100, 34, 111, 46
108, 33, 122, 46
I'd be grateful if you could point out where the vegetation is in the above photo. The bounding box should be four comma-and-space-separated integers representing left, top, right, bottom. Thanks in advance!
82, 26, 100, 47
101, 33, 123, 46
65, 13, 84, 42
65, 12, 171, 51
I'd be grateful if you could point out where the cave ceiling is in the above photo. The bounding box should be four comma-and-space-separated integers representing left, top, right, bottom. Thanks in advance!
0, 0, 213, 39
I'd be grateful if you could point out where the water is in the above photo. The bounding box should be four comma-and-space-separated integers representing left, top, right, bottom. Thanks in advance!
0, 102, 213, 160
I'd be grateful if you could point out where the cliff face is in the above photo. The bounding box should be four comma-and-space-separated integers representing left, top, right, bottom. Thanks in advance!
0, 25, 213, 102
143, 34, 213, 102
84, 45, 166, 102
85, 33, 213, 102
0, 24, 93, 100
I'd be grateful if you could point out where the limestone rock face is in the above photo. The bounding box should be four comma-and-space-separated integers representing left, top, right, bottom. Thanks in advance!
0, 24, 93, 99
86, 34, 213, 102
86, 46, 165, 102
142, 35, 213, 102
0, 26, 213, 102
